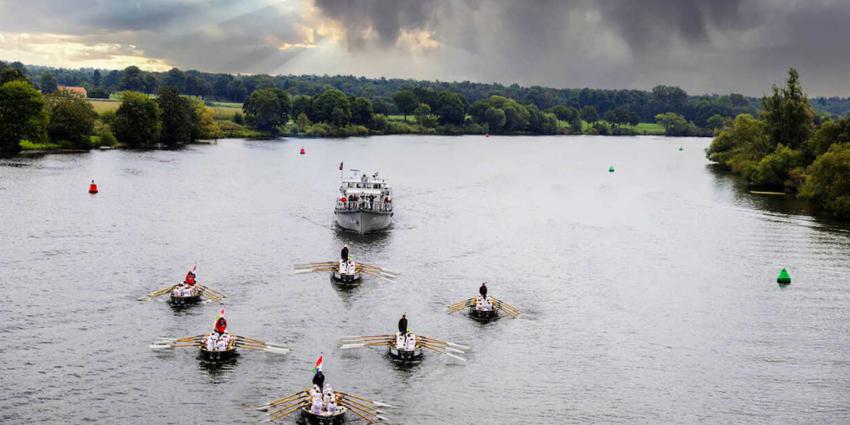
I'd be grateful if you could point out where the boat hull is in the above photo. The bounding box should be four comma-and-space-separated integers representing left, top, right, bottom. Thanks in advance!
334, 210, 392, 233
199, 347, 238, 361
331, 272, 362, 286
469, 308, 499, 322
301, 407, 347, 425
169, 294, 202, 306
388, 346, 423, 363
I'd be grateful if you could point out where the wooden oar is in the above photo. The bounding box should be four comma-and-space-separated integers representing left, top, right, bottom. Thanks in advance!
418, 344, 466, 362
269, 396, 309, 415
419, 341, 465, 354
270, 401, 308, 421
340, 402, 376, 424
490, 297, 519, 312
195, 284, 225, 301
233, 336, 289, 354
140, 284, 178, 300
337, 392, 397, 409
418, 336, 469, 350
339, 334, 394, 341
254, 389, 309, 410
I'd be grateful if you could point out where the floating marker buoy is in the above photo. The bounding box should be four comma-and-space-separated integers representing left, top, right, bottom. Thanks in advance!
299, 147, 305, 155
777, 268, 791, 285
608, 166, 615, 173
678, 146, 684, 151
88, 180, 98, 194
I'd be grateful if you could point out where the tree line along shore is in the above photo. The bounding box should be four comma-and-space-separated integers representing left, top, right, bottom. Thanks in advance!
10, 59, 847, 152
706, 68, 850, 219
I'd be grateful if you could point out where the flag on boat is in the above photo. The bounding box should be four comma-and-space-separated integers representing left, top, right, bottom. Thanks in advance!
312, 354, 323, 373
339, 162, 343, 171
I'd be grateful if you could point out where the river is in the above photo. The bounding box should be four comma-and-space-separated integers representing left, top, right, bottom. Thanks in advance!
2, 135, 849, 424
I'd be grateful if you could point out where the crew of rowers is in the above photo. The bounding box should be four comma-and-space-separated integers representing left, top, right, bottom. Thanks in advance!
309, 370, 341, 416
475, 282, 493, 311
202, 312, 232, 352
338, 245, 356, 276
171, 268, 198, 297
396, 313, 416, 351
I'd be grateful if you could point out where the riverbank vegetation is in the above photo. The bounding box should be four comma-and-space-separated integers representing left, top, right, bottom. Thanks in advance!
707, 68, 850, 219
0, 61, 222, 154
9, 60, 821, 139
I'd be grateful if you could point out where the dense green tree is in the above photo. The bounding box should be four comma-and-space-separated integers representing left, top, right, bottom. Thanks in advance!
185, 74, 210, 97
804, 117, 850, 160
762, 68, 814, 150
706, 114, 727, 130
579, 105, 598, 123
157, 87, 193, 146
350, 97, 374, 126
706, 114, 771, 176
1, 66, 27, 85
242, 88, 291, 133
233, 111, 244, 125
312, 88, 350, 126
45, 91, 97, 148
227, 79, 247, 102
392, 90, 418, 119
412, 87, 439, 110
800, 143, 850, 218
92, 69, 102, 87
413, 103, 437, 128
0, 80, 48, 153
369, 113, 389, 132
291, 95, 312, 120
655, 112, 696, 136
189, 98, 220, 140
40, 73, 58, 93
296, 112, 311, 132
751, 144, 803, 189
161, 68, 186, 91
113, 91, 161, 148
650, 85, 688, 115
436, 91, 466, 125
483, 107, 506, 132
120, 66, 146, 92
549, 105, 578, 122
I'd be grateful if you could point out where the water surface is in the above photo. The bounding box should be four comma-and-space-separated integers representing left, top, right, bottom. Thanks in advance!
2, 135, 849, 424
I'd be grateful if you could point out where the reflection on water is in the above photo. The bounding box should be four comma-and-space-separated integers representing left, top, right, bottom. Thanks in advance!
2, 136, 850, 424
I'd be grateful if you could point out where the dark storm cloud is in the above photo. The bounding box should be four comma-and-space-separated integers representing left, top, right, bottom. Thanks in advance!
3, 0, 850, 95
307, 0, 850, 95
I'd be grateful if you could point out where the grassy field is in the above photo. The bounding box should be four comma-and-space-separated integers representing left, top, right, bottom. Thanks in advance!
88, 99, 242, 120
89, 99, 121, 114
209, 104, 241, 120
387, 114, 416, 122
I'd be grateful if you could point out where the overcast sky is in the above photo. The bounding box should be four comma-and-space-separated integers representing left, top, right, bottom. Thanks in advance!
1, 0, 848, 96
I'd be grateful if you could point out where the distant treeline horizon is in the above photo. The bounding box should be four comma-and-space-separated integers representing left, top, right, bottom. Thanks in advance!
7, 60, 850, 125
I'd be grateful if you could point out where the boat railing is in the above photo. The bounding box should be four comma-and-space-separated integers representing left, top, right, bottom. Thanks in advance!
335, 200, 393, 213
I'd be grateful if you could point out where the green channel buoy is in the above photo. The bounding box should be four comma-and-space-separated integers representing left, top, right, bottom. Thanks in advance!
777, 268, 791, 285
608, 166, 615, 173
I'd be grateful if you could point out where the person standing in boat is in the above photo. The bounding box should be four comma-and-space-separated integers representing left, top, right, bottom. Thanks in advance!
479, 282, 487, 298
184, 267, 197, 286
341, 245, 349, 262
398, 314, 408, 335
312, 369, 325, 392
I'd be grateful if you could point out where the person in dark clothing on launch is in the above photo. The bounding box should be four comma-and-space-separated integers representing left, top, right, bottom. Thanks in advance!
341, 245, 349, 261
312, 369, 325, 392
398, 314, 408, 335
479, 282, 488, 298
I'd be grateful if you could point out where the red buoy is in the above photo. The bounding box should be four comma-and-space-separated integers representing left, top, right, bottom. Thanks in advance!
88, 180, 98, 194
299, 147, 305, 155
